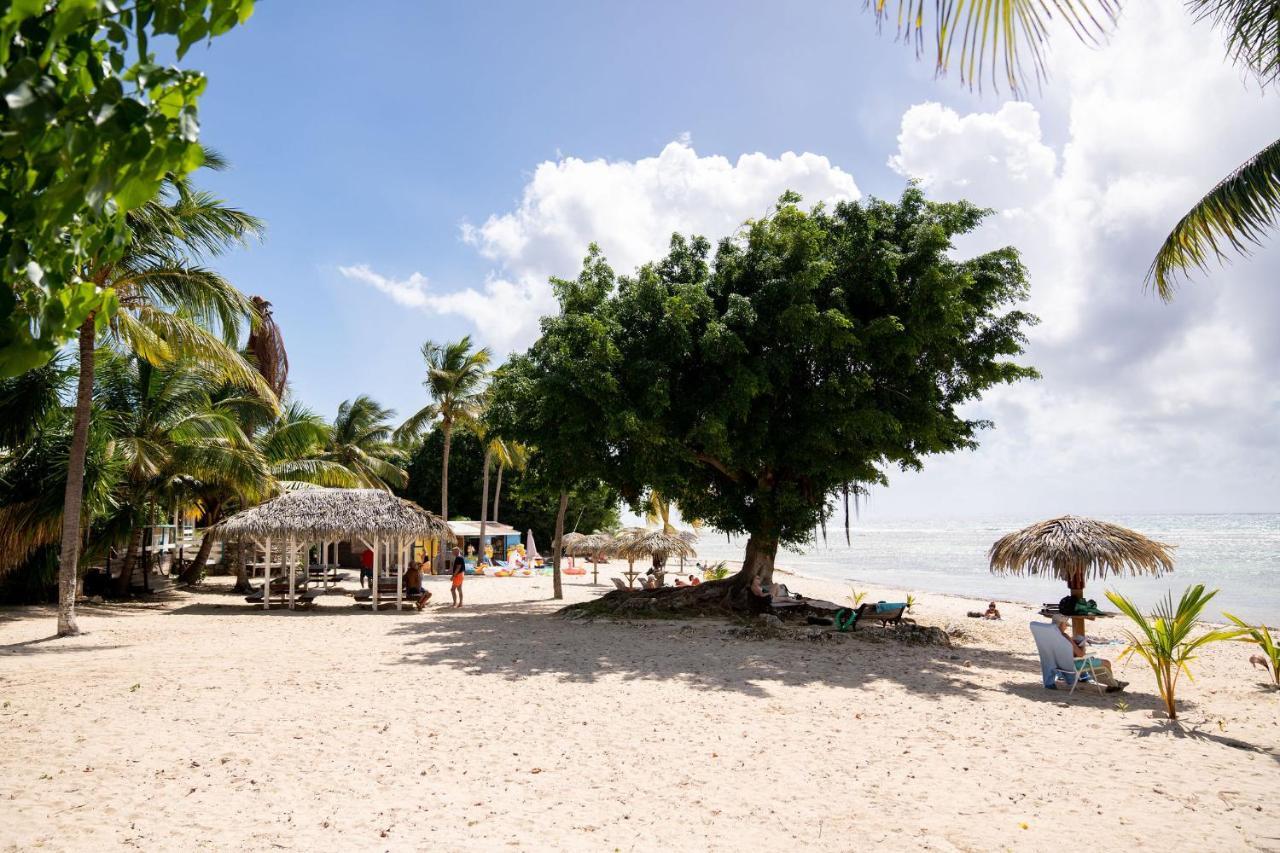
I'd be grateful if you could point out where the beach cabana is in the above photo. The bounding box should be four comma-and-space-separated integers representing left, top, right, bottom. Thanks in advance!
211, 488, 450, 611
988, 515, 1174, 635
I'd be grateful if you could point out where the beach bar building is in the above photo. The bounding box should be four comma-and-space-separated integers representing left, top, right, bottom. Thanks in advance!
211, 488, 450, 611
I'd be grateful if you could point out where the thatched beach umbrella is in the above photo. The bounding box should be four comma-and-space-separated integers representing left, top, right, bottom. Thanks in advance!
563, 530, 616, 585
988, 515, 1174, 635
211, 488, 449, 611
615, 527, 697, 582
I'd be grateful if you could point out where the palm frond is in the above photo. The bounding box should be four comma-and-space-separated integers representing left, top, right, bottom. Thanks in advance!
868, 0, 1119, 95
1147, 137, 1280, 299
1189, 0, 1280, 87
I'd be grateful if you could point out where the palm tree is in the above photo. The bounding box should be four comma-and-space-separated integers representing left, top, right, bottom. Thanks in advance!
489, 437, 529, 528
178, 400, 364, 586
323, 395, 408, 490
95, 353, 273, 595
869, 0, 1280, 299
397, 336, 491, 569
55, 158, 269, 635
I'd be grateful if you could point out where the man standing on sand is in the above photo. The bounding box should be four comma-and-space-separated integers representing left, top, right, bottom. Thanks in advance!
360, 547, 374, 589
450, 547, 466, 608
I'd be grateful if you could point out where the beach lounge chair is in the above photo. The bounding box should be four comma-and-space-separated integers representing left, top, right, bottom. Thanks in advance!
833, 602, 907, 631
1029, 622, 1105, 695
611, 578, 629, 591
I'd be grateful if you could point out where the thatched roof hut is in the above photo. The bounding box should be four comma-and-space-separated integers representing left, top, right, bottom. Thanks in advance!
210, 488, 449, 542
211, 489, 450, 612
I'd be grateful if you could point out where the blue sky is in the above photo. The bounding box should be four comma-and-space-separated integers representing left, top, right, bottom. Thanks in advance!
181, 2, 1278, 518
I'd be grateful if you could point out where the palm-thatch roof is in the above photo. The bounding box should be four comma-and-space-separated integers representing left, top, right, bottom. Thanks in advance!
210, 488, 450, 542
562, 530, 616, 557
988, 515, 1174, 583
614, 527, 697, 561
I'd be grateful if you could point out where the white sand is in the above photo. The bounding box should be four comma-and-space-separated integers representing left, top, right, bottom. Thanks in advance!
1, 566, 1277, 851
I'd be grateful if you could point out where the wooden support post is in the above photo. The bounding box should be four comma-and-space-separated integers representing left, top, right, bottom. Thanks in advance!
396, 537, 404, 610
288, 535, 296, 610
263, 537, 272, 610
373, 535, 380, 613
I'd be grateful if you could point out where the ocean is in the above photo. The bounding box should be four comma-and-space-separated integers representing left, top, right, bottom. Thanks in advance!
691, 514, 1280, 625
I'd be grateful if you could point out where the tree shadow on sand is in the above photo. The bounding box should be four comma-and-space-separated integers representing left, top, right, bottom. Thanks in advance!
386, 598, 1044, 702
0, 635, 130, 656
1124, 719, 1279, 764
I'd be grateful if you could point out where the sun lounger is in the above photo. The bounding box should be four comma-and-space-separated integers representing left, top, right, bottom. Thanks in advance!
1029, 621, 1105, 695
833, 602, 906, 631
611, 577, 629, 591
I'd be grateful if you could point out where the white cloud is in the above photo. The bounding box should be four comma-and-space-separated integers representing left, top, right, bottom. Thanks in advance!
344, 140, 861, 353
336, 264, 430, 308
877, 3, 1280, 515
889, 101, 1057, 210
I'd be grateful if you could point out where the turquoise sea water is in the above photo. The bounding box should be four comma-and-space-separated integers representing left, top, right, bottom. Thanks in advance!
693, 514, 1280, 625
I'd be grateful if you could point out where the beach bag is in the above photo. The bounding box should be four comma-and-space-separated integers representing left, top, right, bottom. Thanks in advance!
1058, 595, 1081, 615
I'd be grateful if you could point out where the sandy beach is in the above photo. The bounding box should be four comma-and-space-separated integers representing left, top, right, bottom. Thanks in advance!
2, 566, 1277, 852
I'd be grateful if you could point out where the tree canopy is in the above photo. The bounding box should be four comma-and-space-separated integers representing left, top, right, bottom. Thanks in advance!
505, 188, 1038, 588
1, 0, 255, 376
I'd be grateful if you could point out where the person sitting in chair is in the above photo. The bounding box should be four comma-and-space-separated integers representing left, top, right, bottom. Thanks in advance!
1053, 614, 1127, 692
403, 563, 431, 610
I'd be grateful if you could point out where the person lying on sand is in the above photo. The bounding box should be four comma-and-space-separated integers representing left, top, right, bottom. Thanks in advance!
984, 601, 1002, 620
403, 564, 431, 610
1053, 614, 1127, 692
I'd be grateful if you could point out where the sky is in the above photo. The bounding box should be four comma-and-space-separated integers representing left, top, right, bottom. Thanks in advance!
186, 1, 1278, 520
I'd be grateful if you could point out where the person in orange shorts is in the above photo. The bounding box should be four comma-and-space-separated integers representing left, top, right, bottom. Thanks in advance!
450, 547, 466, 608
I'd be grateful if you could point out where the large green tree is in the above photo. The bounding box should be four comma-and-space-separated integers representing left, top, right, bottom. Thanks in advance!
487, 249, 623, 599
867, 0, 1280, 298
544, 189, 1037, 607
1, 0, 256, 376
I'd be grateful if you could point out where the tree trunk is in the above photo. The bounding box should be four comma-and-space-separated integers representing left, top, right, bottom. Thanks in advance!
492, 464, 504, 524
439, 422, 452, 572
115, 524, 145, 596
551, 491, 568, 600
56, 316, 97, 635
233, 538, 252, 593
737, 532, 778, 588
178, 503, 221, 585
478, 445, 491, 562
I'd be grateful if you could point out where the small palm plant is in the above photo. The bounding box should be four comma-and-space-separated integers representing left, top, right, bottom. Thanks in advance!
905, 594, 917, 613
1106, 585, 1239, 720
849, 587, 867, 607
1223, 613, 1280, 689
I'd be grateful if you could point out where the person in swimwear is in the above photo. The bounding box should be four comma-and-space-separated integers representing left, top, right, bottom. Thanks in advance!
450, 547, 466, 608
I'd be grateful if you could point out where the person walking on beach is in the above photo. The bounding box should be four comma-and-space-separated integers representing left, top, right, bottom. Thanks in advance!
450, 547, 466, 608
360, 547, 374, 589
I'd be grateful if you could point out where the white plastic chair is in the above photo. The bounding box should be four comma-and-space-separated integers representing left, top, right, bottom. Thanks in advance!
1030, 622, 1106, 695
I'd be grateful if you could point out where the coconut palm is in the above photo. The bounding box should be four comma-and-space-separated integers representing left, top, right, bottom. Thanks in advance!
396, 336, 491, 568
1224, 613, 1280, 688
323, 395, 408, 491
1106, 585, 1239, 720
178, 400, 364, 585
489, 437, 529, 527
95, 353, 273, 594
54, 158, 270, 635
869, 0, 1280, 299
